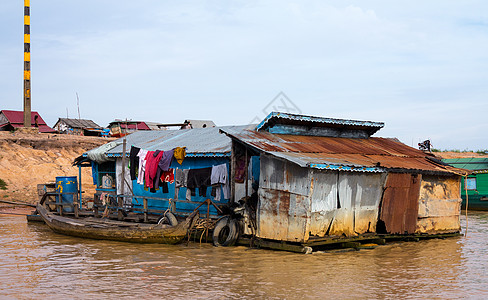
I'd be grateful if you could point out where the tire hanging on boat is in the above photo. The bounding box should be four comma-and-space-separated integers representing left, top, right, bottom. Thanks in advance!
212, 216, 239, 247
158, 211, 178, 226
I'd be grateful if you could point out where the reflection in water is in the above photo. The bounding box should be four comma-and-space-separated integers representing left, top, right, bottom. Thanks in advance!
1, 212, 488, 298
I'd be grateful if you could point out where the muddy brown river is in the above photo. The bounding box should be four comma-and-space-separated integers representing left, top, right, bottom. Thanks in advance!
1, 211, 488, 299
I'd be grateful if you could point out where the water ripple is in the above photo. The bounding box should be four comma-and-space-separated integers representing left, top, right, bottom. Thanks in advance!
1, 212, 488, 298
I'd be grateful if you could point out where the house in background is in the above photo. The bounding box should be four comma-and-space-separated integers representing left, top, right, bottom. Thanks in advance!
108, 120, 152, 138
443, 157, 488, 210
181, 119, 216, 129
143, 120, 217, 130
53, 118, 103, 136
0, 110, 55, 133
108, 119, 217, 137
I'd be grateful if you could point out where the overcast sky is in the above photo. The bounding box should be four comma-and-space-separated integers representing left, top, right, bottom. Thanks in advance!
1, 1, 487, 150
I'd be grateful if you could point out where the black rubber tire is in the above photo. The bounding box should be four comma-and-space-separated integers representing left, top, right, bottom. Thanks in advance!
158, 211, 178, 226
212, 216, 238, 247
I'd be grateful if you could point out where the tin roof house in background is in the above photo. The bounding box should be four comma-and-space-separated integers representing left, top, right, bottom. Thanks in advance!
108, 120, 152, 138
108, 119, 217, 137
151, 119, 217, 130
221, 112, 467, 251
443, 157, 488, 210
53, 118, 103, 136
0, 110, 55, 133
181, 119, 216, 129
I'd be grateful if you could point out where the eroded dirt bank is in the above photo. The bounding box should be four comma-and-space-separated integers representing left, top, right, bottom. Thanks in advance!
0, 131, 112, 204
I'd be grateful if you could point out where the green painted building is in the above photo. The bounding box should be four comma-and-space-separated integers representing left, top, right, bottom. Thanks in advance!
443, 157, 488, 210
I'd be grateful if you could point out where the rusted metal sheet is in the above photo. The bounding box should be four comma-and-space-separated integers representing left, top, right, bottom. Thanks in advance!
353, 173, 387, 233
329, 172, 386, 236
257, 188, 310, 242
416, 216, 460, 234
379, 173, 421, 234
257, 155, 311, 242
260, 154, 285, 191
221, 128, 467, 175
284, 161, 310, 196
308, 171, 386, 238
416, 175, 461, 233
260, 154, 387, 240
309, 171, 338, 237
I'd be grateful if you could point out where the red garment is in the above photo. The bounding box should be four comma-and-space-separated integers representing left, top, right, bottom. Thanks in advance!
144, 150, 164, 188
160, 169, 174, 184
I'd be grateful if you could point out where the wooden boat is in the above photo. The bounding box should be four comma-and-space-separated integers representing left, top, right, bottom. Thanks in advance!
36, 204, 199, 244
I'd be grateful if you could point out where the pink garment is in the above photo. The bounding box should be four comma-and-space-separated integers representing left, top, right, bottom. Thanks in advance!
145, 150, 164, 188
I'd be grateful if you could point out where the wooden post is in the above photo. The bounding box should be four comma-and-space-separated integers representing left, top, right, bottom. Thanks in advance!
230, 141, 236, 202
206, 199, 210, 242
143, 198, 148, 223
118, 138, 127, 220
74, 202, 79, 218
78, 164, 83, 208
245, 147, 248, 200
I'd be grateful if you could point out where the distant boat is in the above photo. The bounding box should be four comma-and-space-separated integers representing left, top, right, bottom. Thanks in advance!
36, 203, 199, 244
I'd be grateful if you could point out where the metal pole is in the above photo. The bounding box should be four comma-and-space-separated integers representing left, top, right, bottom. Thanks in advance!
23, 0, 31, 128
78, 164, 83, 208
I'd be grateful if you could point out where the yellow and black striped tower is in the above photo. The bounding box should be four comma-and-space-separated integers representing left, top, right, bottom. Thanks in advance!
23, 0, 31, 128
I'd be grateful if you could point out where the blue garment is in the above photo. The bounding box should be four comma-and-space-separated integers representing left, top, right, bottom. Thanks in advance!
158, 149, 175, 171
91, 161, 97, 185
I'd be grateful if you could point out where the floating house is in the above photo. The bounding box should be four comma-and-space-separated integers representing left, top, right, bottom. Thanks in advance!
443, 158, 488, 210
0, 110, 55, 133
220, 112, 467, 246
76, 112, 468, 251
53, 118, 103, 136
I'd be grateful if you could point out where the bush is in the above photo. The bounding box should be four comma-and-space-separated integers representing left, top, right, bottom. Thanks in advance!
0, 178, 7, 190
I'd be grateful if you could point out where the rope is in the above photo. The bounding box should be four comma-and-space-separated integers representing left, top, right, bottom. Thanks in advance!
464, 175, 469, 237
0, 212, 29, 216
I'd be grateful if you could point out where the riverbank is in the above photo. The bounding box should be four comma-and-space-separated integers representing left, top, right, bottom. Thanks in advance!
0, 131, 112, 204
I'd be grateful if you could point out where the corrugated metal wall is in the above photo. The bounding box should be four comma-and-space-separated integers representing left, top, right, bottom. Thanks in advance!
379, 173, 421, 234
310, 171, 386, 238
258, 154, 386, 242
256, 155, 461, 242
258, 155, 311, 242
417, 175, 461, 233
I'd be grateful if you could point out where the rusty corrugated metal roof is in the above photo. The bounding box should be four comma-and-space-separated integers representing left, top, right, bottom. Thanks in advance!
221, 127, 467, 175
